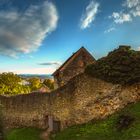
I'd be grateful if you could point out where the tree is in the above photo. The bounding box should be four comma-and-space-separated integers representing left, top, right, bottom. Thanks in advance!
85, 46, 140, 84
0, 72, 31, 95
43, 79, 54, 90
0, 72, 23, 95
0, 72, 21, 88
28, 77, 41, 91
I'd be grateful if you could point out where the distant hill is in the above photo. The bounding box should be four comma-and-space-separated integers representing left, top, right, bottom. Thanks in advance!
19, 74, 53, 79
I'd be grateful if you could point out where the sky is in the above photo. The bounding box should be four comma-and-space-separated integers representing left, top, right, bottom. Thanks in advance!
0, 0, 140, 74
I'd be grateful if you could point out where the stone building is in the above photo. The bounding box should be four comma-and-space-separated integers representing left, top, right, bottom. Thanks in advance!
52, 47, 96, 88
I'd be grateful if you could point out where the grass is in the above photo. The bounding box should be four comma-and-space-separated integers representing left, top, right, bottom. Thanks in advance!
5, 128, 43, 140
51, 102, 140, 140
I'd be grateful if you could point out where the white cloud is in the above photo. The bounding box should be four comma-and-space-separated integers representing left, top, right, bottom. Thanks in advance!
123, 0, 140, 8
111, 12, 132, 24
110, 0, 140, 24
0, 1, 59, 57
104, 27, 115, 33
124, 0, 140, 17
38, 61, 62, 66
131, 5, 140, 17
80, 0, 99, 29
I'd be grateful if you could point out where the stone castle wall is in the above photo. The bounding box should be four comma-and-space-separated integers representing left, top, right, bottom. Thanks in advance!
0, 93, 50, 129
0, 73, 140, 130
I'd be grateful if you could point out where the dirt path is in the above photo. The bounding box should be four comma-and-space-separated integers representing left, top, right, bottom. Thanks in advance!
40, 129, 51, 140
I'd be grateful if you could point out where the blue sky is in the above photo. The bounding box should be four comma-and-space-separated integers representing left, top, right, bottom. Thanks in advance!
0, 0, 140, 74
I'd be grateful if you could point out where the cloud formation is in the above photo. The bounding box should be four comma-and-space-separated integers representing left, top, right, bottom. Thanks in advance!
38, 61, 61, 66
104, 27, 115, 33
123, 0, 140, 8
111, 0, 140, 24
80, 0, 99, 29
111, 12, 132, 24
0, 1, 59, 57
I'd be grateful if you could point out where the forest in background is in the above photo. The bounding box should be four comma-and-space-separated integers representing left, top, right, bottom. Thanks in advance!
0, 72, 54, 95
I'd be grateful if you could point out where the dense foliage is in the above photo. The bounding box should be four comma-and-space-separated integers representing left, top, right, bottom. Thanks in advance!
0, 73, 30, 95
86, 46, 140, 84
28, 77, 42, 91
51, 101, 140, 140
0, 72, 54, 95
43, 79, 54, 90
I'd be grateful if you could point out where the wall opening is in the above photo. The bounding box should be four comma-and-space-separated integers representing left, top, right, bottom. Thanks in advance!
53, 120, 61, 132
48, 116, 61, 132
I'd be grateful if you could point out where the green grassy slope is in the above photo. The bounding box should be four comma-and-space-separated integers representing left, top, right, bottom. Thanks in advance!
5, 128, 43, 140
51, 102, 140, 140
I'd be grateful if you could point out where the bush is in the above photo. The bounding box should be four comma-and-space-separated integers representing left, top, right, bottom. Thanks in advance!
85, 45, 140, 84
116, 115, 135, 131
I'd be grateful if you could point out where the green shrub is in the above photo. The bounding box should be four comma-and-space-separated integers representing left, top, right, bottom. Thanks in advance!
85, 45, 140, 84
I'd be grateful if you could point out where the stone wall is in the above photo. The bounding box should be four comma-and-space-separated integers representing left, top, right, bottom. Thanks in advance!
0, 93, 51, 130
0, 73, 140, 130
50, 74, 140, 128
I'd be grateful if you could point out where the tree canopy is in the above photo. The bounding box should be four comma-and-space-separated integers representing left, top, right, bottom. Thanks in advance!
0, 72, 31, 95
28, 77, 42, 91
0, 72, 54, 95
43, 79, 54, 90
85, 46, 140, 84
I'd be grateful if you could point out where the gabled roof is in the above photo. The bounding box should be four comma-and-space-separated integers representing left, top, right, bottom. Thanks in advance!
52, 47, 95, 76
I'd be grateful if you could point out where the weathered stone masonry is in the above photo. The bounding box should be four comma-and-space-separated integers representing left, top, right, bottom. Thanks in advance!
53, 47, 95, 88
0, 73, 140, 131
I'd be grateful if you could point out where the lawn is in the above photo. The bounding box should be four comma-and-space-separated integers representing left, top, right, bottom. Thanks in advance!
5, 128, 43, 140
51, 102, 140, 140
